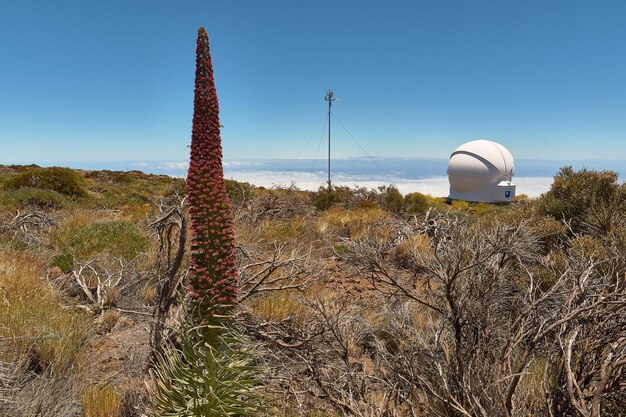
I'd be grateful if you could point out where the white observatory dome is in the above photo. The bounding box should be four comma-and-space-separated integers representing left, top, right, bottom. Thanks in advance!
447, 140, 516, 203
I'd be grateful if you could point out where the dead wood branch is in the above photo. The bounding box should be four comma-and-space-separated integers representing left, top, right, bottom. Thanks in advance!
149, 196, 187, 357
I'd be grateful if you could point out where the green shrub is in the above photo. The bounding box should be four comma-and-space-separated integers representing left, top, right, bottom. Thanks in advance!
84, 169, 135, 184
379, 185, 404, 214
568, 235, 607, 262
90, 183, 152, 206
354, 199, 380, 210
471, 202, 499, 217
529, 216, 567, 250
314, 190, 344, 210
225, 179, 254, 206
540, 166, 624, 233
51, 252, 75, 273
451, 200, 471, 211
163, 180, 187, 199
3, 167, 87, 197
515, 193, 529, 201
404, 192, 428, 214
0, 188, 67, 209
84, 171, 185, 211
53, 220, 148, 261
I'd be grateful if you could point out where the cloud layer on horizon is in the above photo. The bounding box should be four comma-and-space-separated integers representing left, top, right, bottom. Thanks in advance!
223, 170, 553, 198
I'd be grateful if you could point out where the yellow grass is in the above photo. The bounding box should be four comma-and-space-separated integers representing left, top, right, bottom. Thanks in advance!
81, 385, 122, 417
142, 283, 159, 305
0, 250, 91, 372
236, 216, 318, 247
393, 234, 432, 260
317, 207, 391, 240
246, 291, 309, 324
450, 200, 471, 211
96, 309, 122, 333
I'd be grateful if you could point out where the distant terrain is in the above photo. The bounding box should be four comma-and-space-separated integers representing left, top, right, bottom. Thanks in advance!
15, 158, 626, 197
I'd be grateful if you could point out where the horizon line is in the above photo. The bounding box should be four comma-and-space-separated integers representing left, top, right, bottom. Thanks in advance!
4, 156, 626, 165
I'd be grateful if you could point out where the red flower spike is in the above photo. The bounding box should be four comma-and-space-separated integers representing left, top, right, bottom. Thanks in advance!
186, 27, 238, 315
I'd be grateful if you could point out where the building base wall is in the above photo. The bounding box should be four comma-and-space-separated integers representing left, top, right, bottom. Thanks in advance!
449, 182, 516, 203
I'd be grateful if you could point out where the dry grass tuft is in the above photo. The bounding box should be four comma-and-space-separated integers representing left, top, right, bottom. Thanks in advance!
141, 284, 159, 306
317, 207, 391, 240
392, 234, 431, 263
0, 250, 91, 373
81, 384, 122, 417
246, 291, 309, 324
97, 309, 122, 333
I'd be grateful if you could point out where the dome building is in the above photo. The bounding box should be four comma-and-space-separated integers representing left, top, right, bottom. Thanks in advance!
447, 140, 516, 203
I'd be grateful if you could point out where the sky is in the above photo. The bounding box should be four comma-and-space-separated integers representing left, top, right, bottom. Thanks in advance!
1, 0, 626, 163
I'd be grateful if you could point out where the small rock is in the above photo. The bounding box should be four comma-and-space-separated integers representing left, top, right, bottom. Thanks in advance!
91, 336, 117, 350
113, 317, 136, 331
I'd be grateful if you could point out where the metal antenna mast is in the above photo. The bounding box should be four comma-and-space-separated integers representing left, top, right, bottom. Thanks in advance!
324, 89, 338, 191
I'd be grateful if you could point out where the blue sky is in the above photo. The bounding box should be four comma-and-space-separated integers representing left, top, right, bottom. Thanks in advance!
1, 0, 626, 163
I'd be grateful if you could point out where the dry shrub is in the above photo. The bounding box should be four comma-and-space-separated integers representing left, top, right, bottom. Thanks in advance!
265, 407, 337, 417
0, 250, 91, 373
82, 385, 122, 417
240, 185, 313, 222
0, 374, 80, 417
119, 390, 147, 417
530, 215, 567, 248
568, 235, 608, 261
337, 214, 626, 416
0, 209, 55, 249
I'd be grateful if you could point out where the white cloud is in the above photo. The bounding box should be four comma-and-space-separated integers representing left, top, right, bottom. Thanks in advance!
159, 161, 189, 170
513, 177, 553, 197
224, 170, 554, 198
223, 161, 262, 167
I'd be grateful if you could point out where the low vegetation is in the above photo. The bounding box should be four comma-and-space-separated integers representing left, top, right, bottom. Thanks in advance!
51, 218, 148, 261
0, 164, 624, 417
3, 166, 87, 197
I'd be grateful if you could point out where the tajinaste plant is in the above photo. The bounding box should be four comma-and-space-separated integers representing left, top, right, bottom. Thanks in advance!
186, 27, 238, 316
149, 28, 260, 416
